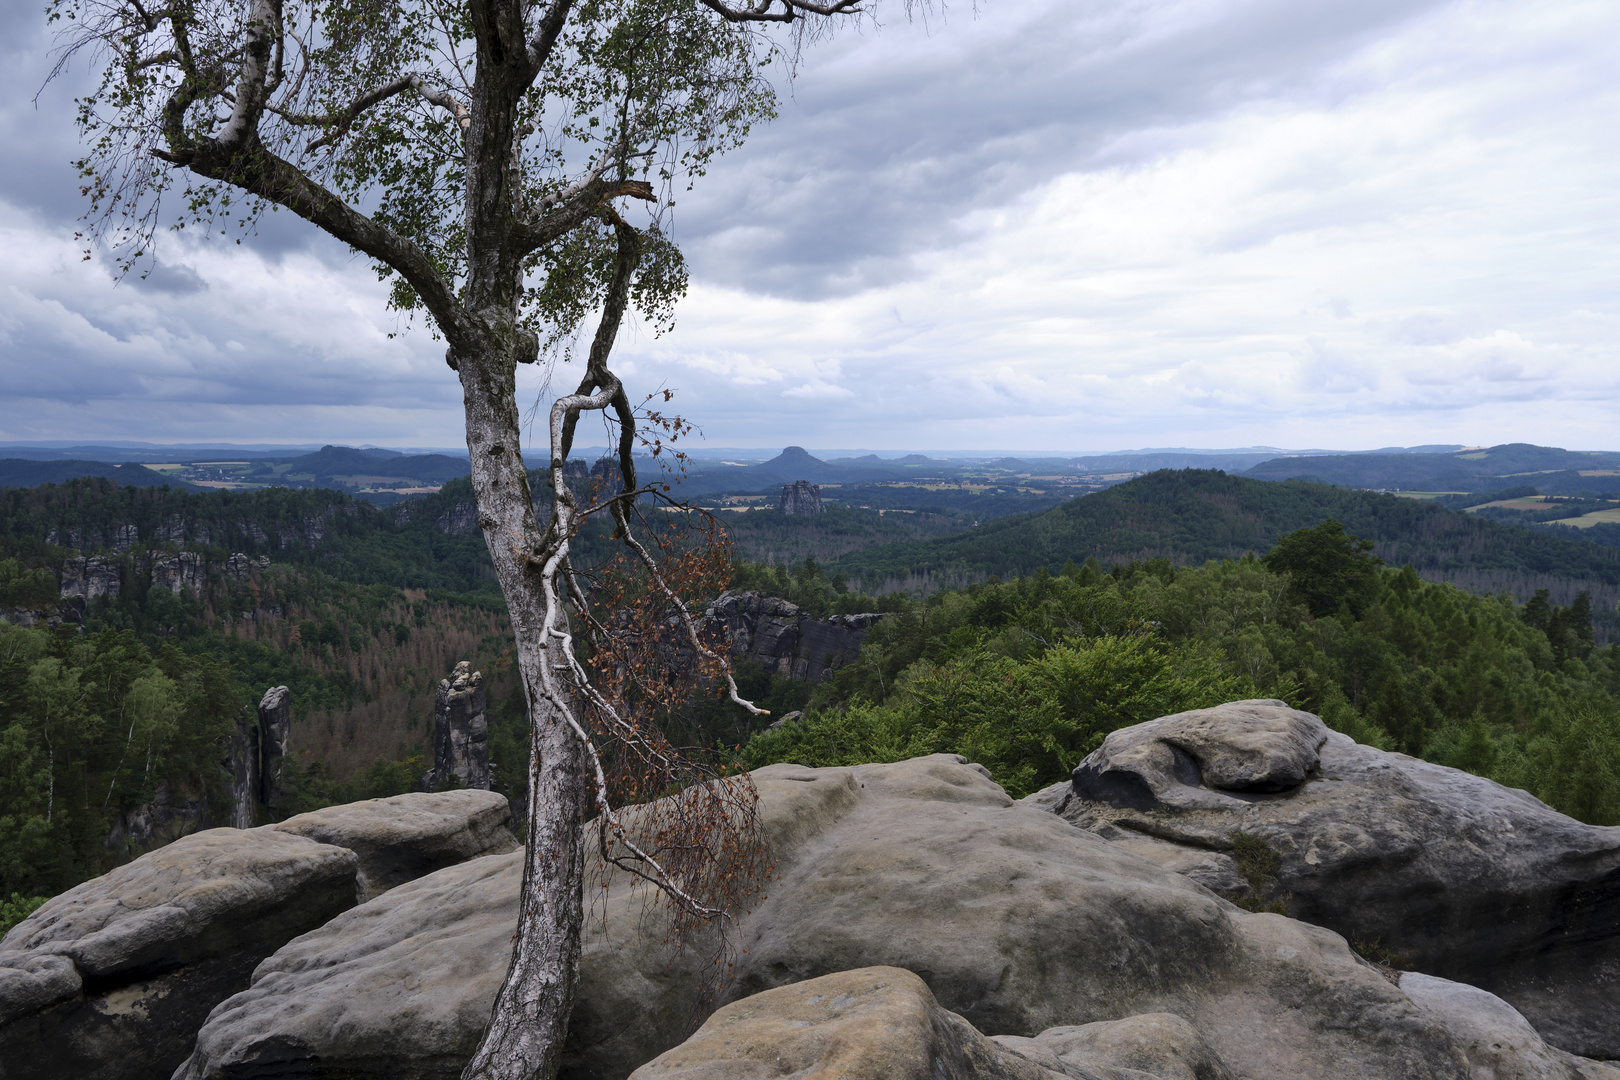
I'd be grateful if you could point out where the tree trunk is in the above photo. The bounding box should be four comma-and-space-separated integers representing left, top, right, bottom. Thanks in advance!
455, 346, 591, 1080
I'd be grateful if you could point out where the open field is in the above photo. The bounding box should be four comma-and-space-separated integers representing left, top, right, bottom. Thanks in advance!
1550, 508, 1620, 528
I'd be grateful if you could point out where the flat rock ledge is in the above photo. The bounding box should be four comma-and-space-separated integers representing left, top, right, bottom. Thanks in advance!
176, 755, 1477, 1080
0, 828, 357, 1080
274, 788, 517, 900
1031, 699, 1620, 1058
0, 790, 518, 1080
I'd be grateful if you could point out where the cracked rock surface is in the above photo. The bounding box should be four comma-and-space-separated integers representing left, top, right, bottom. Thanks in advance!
1029, 699, 1620, 1058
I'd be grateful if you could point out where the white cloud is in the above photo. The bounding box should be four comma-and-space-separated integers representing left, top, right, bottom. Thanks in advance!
0, 0, 1616, 452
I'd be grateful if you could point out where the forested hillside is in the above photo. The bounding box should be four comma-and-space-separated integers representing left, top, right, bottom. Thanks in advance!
830, 469, 1620, 641
1244, 442, 1620, 494
741, 537, 1620, 827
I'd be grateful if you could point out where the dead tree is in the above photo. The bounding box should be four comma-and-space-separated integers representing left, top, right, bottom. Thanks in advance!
47, 0, 873, 1076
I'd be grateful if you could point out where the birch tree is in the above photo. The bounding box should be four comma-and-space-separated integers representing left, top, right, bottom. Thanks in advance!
49, 0, 869, 1075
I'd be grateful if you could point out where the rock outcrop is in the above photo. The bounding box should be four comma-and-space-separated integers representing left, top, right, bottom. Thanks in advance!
1034, 699, 1620, 1059
436, 502, 479, 536
628, 968, 1056, 1080
0, 791, 519, 1080
422, 662, 490, 791
58, 556, 121, 602
777, 479, 823, 515
272, 790, 517, 900
143, 551, 206, 596
226, 705, 257, 831
174, 754, 1482, 1080
257, 687, 291, 817
703, 590, 879, 684
0, 829, 358, 1080
102, 782, 215, 863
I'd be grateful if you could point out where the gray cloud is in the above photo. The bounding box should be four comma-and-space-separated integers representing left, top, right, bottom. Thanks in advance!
671, 0, 1450, 297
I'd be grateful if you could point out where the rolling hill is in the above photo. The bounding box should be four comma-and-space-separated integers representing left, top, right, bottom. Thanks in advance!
1244, 443, 1620, 494
828, 469, 1620, 639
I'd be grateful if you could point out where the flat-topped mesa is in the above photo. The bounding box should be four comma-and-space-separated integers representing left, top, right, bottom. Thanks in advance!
778, 479, 823, 515
422, 661, 490, 792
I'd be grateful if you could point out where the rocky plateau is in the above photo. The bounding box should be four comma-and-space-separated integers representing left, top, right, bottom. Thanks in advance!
0, 701, 1615, 1080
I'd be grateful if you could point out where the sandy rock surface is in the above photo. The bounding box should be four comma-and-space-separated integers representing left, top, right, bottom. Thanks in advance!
0, 828, 357, 1080
1033, 701, 1620, 1057
175, 754, 1473, 1080
273, 789, 516, 899
628, 967, 1058, 1080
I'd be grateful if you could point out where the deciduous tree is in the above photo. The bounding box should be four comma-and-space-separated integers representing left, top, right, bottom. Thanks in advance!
50, 0, 877, 1075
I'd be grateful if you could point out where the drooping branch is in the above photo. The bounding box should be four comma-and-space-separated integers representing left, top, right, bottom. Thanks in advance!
699, 0, 864, 23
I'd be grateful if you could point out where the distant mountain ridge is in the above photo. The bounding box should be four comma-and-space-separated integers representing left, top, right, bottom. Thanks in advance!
1244, 443, 1620, 494
0, 459, 190, 490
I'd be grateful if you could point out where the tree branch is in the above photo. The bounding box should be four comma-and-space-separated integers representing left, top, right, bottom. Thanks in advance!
698, 0, 863, 23
172, 136, 473, 346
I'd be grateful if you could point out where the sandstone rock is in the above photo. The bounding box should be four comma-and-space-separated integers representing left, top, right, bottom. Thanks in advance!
102, 782, 214, 863
272, 790, 517, 900
144, 551, 207, 597
0, 829, 357, 1080
996, 1012, 1235, 1080
436, 502, 479, 536
777, 479, 823, 516
226, 705, 257, 831
58, 556, 121, 602
1040, 700, 1620, 1058
176, 755, 1470, 1080
257, 687, 291, 816
704, 591, 879, 684
422, 662, 490, 791
629, 968, 1058, 1080
1398, 973, 1581, 1080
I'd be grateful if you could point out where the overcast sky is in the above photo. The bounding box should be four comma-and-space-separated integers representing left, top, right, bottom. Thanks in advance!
1, 0, 1616, 454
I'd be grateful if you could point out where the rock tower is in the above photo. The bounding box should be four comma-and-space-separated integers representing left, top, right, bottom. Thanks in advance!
778, 480, 823, 516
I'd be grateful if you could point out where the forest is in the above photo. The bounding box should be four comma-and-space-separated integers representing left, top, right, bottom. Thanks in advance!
4, 467, 1620, 934
828, 469, 1620, 642
737, 524, 1620, 830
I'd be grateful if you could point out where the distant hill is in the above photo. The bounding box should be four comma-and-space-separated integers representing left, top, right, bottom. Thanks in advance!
0, 459, 190, 489
683, 446, 907, 492
829, 469, 1620, 639
282, 445, 469, 484
1244, 443, 1620, 494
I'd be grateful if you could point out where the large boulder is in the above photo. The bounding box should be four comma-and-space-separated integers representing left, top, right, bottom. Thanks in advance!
1397, 972, 1595, 1080
993, 1013, 1235, 1080
628, 967, 1055, 1080
0, 829, 357, 1080
175, 754, 1474, 1080
1035, 700, 1620, 1058
273, 789, 517, 900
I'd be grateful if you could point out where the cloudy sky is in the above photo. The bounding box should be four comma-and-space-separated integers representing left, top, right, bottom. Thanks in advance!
1, 0, 1616, 454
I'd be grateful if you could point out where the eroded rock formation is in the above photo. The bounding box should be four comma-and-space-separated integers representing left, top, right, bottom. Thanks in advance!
174, 755, 1484, 1080
1030, 699, 1620, 1058
703, 590, 879, 684
0, 829, 358, 1080
629, 968, 1053, 1080
0, 792, 518, 1080
777, 479, 823, 515
274, 790, 517, 901
257, 687, 292, 817
422, 662, 490, 791
57, 557, 121, 602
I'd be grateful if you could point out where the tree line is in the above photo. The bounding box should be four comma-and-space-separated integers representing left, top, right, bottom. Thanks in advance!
735, 522, 1620, 826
